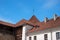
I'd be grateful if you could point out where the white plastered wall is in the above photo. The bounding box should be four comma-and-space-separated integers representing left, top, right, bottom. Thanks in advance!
22, 25, 33, 40
26, 26, 60, 40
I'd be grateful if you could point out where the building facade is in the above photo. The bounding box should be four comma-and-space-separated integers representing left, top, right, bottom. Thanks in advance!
0, 14, 60, 40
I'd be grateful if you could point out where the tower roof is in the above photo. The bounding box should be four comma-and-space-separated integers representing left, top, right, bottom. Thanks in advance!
29, 15, 40, 23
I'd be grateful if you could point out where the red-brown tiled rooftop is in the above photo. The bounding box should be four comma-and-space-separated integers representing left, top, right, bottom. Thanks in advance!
0, 15, 60, 32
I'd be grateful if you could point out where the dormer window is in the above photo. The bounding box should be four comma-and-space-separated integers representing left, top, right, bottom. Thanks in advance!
35, 25, 39, 28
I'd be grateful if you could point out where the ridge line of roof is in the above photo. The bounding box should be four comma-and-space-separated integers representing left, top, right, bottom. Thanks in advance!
0, 15, 60, 27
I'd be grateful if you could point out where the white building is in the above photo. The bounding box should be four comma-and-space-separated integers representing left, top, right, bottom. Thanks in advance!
22, 14, 60, 40
0, 14, 60, 40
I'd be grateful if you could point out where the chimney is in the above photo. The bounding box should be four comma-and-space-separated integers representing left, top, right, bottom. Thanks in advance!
44, 17, 48, 23
53, 14, 58, 21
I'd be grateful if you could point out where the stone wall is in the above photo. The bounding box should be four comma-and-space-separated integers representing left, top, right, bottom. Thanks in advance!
0, 33, 15, 40
0, 24, 15, 40
15, 27, 22, 40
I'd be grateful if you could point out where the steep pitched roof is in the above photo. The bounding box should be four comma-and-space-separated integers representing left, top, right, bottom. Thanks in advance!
29, 17, 60, 33
29, 15, 40, 24
0, 15, 60, 32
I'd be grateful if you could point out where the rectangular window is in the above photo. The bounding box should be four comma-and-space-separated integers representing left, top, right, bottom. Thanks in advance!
34, 36, 37, 40
44, 34, 48, 40
29, 37, 31, 40
56, 32, 60, 40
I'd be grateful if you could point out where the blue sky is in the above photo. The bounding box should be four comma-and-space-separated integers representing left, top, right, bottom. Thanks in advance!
0, 0, 60, 24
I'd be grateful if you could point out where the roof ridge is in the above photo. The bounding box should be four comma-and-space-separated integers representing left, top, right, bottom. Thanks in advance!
0, 15, 60, 28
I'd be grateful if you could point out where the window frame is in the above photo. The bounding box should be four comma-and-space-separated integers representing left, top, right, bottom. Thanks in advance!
56, 32, 60, 40
34, 36, 37, 40
44, 34, 48, 40
29, 37, 31, 40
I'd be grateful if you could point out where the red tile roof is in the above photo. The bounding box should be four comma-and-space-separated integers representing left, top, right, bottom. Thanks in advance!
0, 15, 60, 32
0, 21, 15, 27
29, 17, 60, 33
29, 15, 40, 23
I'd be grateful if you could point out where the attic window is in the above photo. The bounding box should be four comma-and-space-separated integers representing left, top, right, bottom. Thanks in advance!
35, 25, 39, 28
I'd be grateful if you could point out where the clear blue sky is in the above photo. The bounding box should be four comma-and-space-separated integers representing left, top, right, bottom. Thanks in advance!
0, 0, 60, 24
